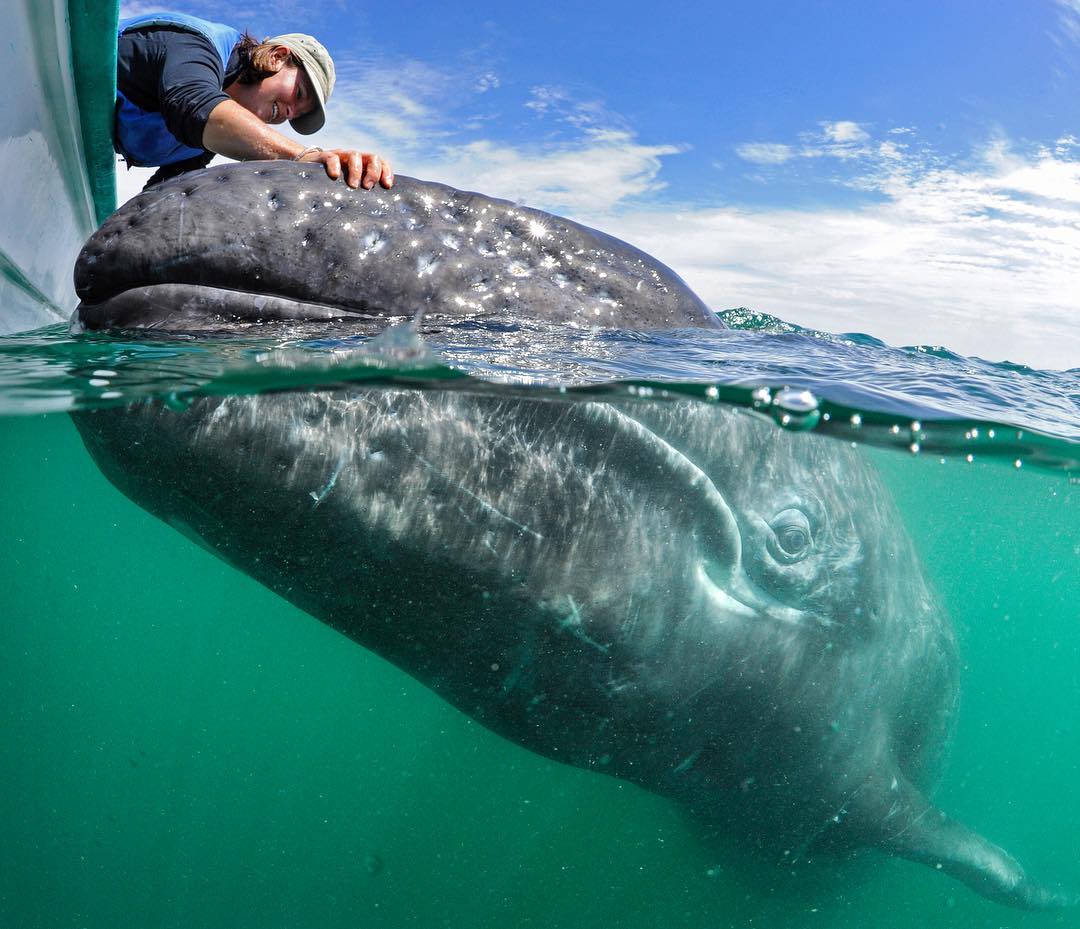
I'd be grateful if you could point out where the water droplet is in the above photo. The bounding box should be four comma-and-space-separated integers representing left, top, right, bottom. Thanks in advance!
774, 387, 818, 413
772, 388, 820, 431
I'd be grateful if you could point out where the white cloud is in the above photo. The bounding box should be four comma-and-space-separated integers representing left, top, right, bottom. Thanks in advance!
822, 120, 869, 144
119, 1, 169, 17
590, 139, 1080, 370
735, 143, 794, 165
739, 120, 878, 166
414, 133, 682, 213
310, 67, 684, 213
1054, 0, 1080, 42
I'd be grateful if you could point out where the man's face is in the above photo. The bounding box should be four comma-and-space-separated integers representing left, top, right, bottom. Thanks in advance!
231, 47, 316, 126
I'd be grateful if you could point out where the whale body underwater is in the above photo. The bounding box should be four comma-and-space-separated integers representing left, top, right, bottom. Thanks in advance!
70, 162, 1073, 909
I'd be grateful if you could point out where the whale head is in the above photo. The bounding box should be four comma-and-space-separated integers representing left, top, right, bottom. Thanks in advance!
73, 162, 716, 333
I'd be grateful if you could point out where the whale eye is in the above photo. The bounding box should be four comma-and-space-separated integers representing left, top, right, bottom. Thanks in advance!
767, 508, 813, 563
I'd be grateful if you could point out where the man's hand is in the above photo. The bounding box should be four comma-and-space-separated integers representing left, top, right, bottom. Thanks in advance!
203, 101, 395, 189
297, 148, 394, 190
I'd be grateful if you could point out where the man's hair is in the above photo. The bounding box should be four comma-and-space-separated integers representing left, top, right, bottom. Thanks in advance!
233, 32, 294, 84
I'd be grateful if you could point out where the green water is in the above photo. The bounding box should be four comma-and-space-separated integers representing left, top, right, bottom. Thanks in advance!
1, 403, 1076, 929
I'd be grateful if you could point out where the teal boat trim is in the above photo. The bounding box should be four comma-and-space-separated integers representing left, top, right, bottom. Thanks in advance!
68, 0, 119, 226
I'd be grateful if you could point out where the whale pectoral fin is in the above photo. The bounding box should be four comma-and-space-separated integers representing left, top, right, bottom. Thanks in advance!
855, 774, 1078, 910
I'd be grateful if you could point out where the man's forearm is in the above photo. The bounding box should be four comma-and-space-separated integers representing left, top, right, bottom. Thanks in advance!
201, 99, 305, 161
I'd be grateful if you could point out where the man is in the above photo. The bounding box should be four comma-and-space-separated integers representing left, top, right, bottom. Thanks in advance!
116, 11, 393, 191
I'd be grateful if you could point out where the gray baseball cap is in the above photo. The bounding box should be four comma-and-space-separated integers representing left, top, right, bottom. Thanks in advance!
264, 33, 336, 135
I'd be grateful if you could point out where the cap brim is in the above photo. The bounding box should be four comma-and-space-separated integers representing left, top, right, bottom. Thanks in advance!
290, 106, 325, 135
288, 57, 327, 135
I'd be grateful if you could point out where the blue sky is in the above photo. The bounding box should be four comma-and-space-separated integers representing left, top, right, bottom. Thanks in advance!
117, 1, 1080, 369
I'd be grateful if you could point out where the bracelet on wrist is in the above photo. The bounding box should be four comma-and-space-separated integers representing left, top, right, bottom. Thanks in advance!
294, 146, 323, 161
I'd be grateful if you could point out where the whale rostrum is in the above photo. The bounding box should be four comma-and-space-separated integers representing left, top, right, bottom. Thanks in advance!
73, 162, 716, 332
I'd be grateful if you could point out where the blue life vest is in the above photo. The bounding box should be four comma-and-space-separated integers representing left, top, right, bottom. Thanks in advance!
116, 12, 242, 167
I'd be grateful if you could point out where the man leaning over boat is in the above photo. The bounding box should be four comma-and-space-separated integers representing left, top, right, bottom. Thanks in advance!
115, 10, 394, 191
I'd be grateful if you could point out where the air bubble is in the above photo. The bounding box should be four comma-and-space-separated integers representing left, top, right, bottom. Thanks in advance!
772, 388, 821, 431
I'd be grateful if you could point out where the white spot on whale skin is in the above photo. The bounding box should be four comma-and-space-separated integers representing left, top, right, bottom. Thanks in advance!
673, 749, 702, 774
557, 596, 609, 653
360, 231, 385, 257
416, 253, 441, 277
310, 449, 349, 507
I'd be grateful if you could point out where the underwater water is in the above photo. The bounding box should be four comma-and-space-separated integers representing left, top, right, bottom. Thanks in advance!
0, 312, 1077, 929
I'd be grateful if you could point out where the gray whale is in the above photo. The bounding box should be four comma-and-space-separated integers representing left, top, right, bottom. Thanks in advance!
69, 164, 1074, 910
73, 162, 715, 332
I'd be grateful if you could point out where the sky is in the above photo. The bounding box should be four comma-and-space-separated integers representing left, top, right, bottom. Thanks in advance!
116, 0, 1080, 370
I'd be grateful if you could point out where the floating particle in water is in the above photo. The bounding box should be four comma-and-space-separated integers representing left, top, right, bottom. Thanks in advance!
364, 852, 384, 877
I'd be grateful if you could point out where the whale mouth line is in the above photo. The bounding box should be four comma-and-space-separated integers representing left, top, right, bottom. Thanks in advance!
80, 282, 378, 315
73, 282, 392, 331
698, 561, 827, 629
